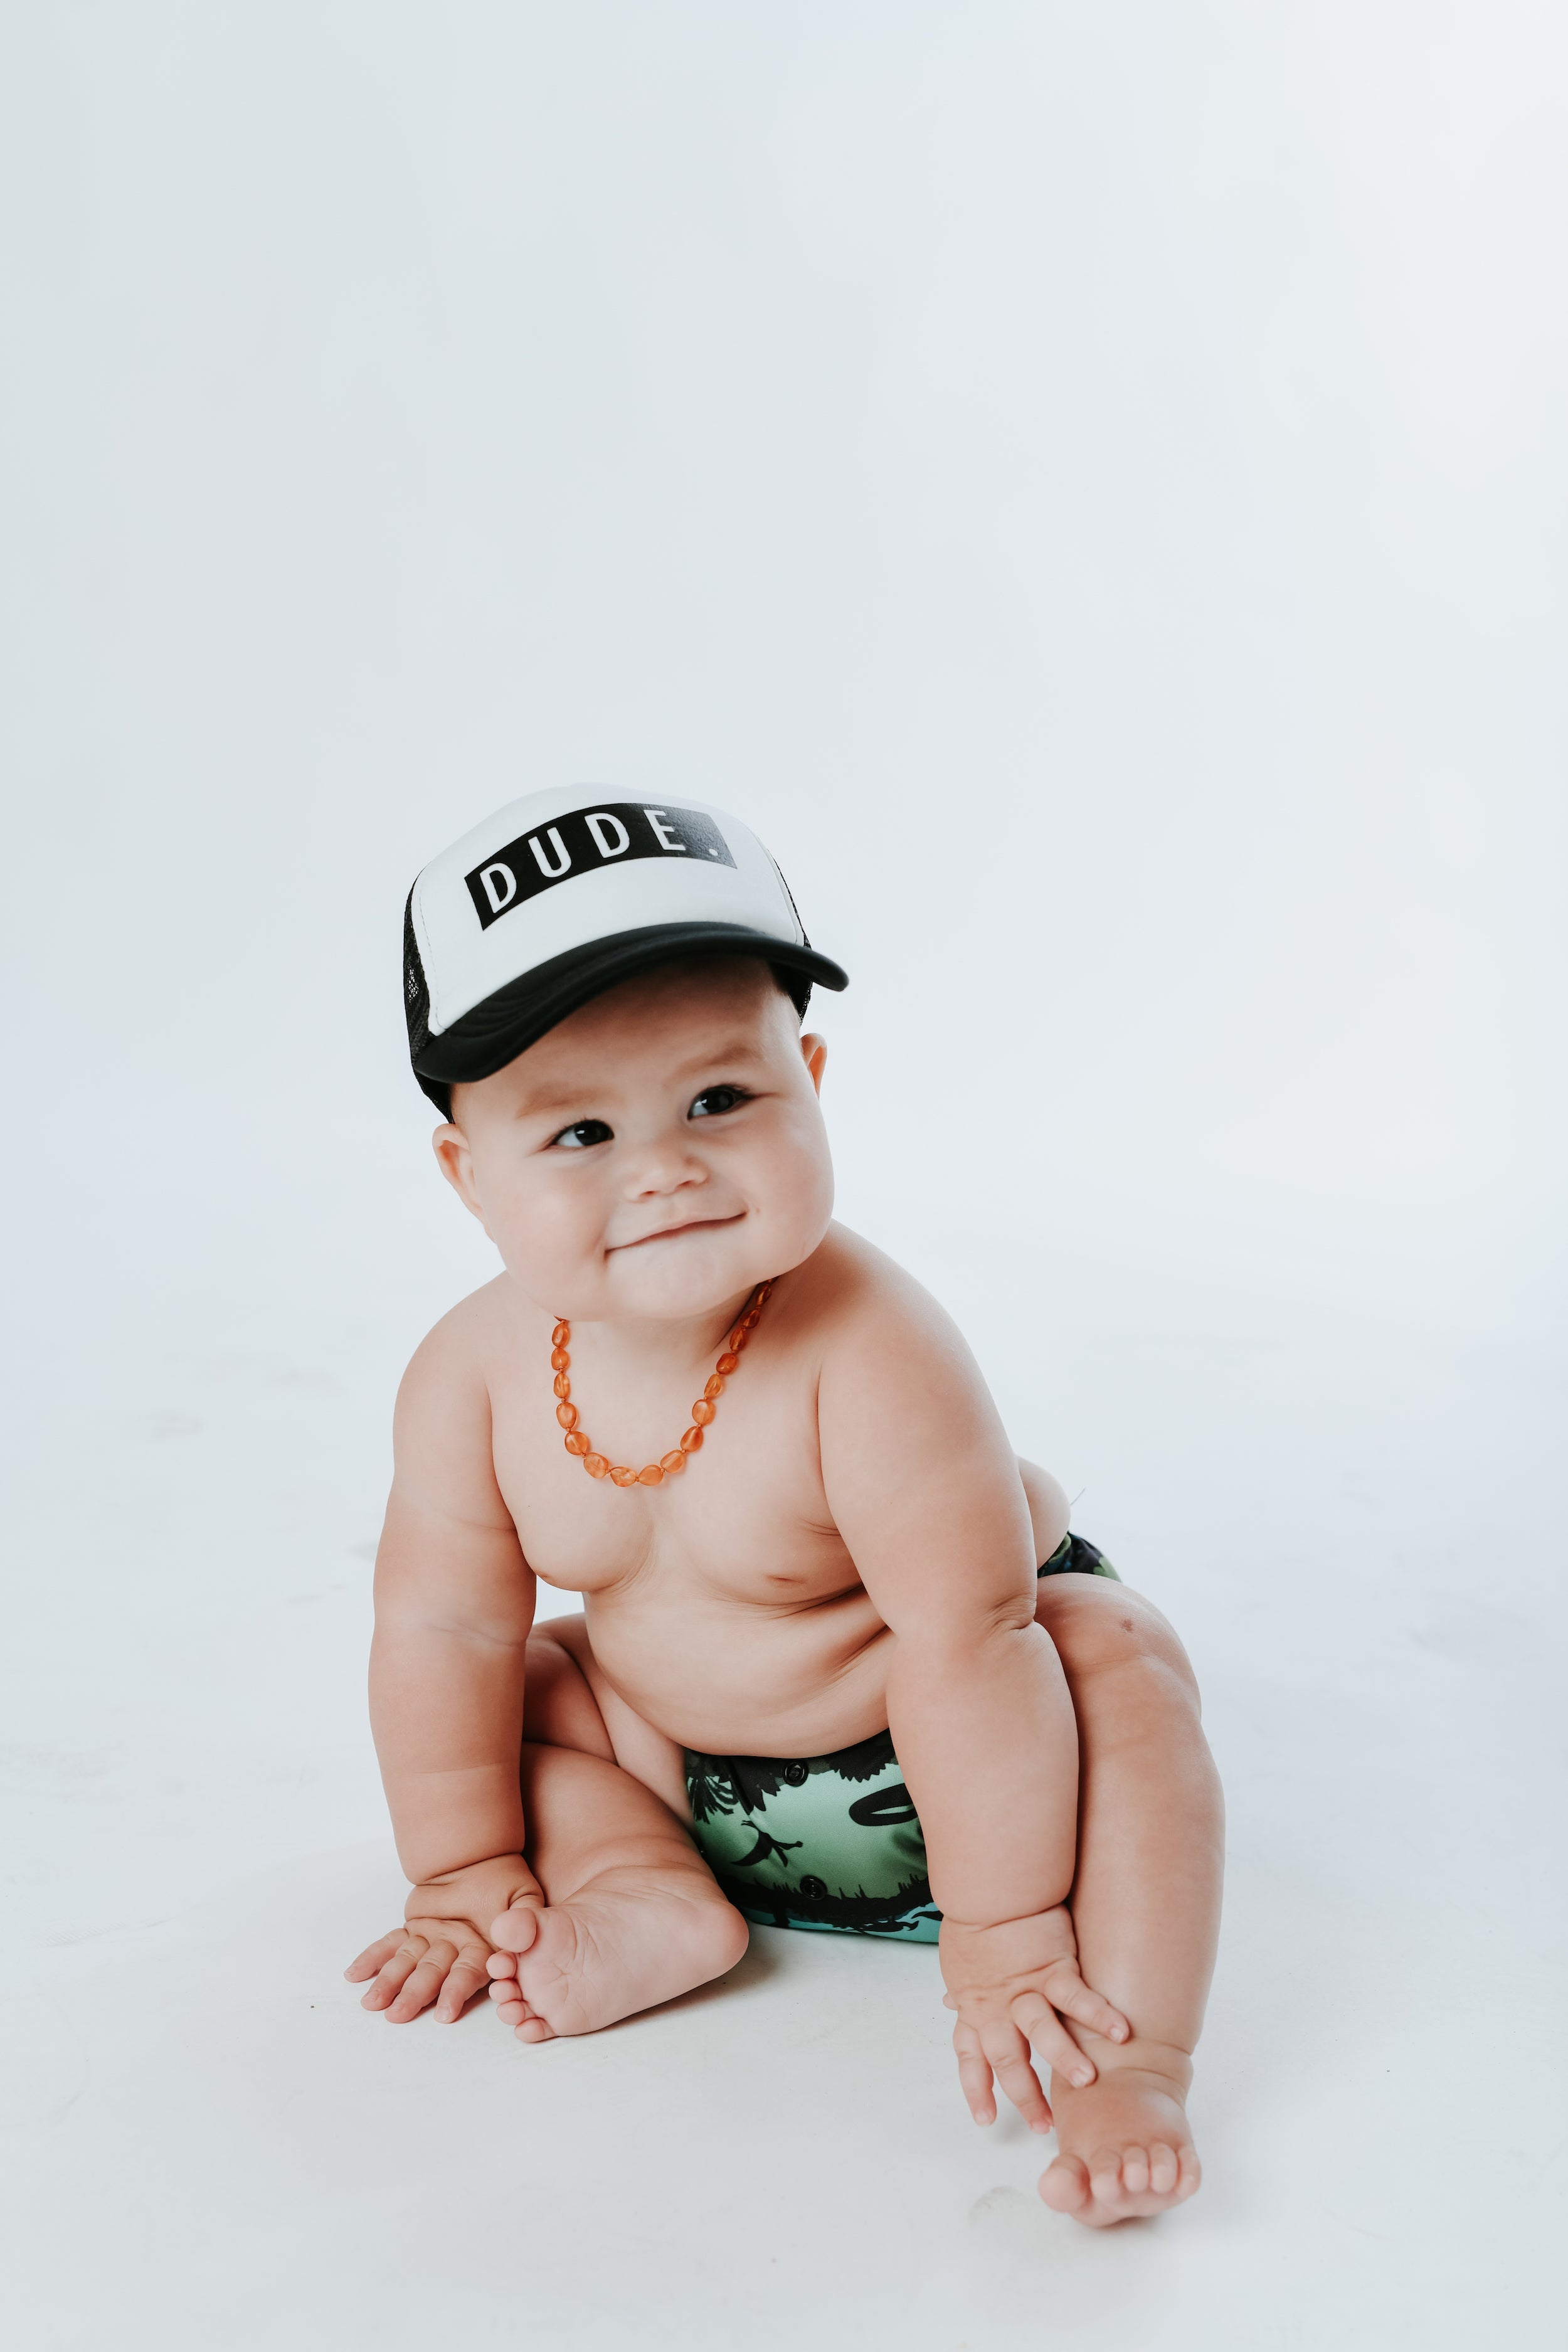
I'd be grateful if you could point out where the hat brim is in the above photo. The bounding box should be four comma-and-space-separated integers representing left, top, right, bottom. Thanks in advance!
413, 921, 849, 1089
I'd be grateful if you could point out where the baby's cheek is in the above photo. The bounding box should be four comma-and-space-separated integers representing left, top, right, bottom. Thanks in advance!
753, 1129, 834, 1258
492, 1181, 607, 1305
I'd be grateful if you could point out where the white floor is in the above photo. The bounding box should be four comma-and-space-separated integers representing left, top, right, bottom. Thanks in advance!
4, 1185, 1562, 2351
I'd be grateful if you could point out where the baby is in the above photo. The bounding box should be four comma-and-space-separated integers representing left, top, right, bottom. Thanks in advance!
346, 792, 1223, 2227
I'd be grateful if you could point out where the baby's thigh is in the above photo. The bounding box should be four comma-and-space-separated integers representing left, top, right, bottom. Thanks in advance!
526, 1614, 691, 1820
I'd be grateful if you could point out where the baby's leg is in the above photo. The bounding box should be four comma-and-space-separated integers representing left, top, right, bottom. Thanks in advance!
485, 1624, 748, 2041
1032, 1568, 1224, 2224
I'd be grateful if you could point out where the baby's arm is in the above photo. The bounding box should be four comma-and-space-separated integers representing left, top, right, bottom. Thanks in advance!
345, 1311, 542, 2023
818, 1265, 1128, 2120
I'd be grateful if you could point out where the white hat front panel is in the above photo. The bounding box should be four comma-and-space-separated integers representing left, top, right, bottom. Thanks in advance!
412, 789, 802, 1038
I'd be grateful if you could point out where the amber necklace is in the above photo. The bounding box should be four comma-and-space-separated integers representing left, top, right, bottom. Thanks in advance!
550, 1279, 775, 1488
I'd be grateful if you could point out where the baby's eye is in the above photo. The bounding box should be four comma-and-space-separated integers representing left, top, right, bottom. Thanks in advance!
549, 1118, 613, 1150
687, 1084, 751, 1120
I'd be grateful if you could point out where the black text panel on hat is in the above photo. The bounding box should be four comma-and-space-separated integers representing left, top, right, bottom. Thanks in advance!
403, 791, 849, 1109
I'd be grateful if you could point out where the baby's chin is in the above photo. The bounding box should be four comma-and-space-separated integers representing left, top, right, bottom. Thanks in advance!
601, 1226, 773, 1322
530, 1214, 794, 1324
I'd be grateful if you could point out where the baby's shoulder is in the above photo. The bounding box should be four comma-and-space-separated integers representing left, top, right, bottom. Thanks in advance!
395, 1276, 516, 1428
792, 1227, 1005, 1483
389, 1277, 524, 1508
789, 1224, 967, 1362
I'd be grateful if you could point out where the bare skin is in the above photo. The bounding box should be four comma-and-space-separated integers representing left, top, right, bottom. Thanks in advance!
345, 958, 1223, 2223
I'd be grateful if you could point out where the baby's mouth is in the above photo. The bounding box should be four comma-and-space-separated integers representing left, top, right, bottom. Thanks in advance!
610, 1212, 744, 1253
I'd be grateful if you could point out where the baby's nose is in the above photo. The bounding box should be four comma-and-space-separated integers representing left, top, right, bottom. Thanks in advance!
623, 1141, 709, 1196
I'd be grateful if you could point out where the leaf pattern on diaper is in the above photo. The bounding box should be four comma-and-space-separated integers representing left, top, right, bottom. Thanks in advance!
684, 1758, 739, 1825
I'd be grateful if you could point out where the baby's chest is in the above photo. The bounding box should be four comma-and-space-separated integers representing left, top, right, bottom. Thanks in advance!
490, 1402, 852, 1603
486, 1364, 846, 1599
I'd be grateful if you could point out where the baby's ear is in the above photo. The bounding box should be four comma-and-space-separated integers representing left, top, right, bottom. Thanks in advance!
800, 1033, 827, 1095
432, 1123, 489, 1228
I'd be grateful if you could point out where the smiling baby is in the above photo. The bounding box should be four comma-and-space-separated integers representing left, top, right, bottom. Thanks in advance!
346, 792, 1223, 2226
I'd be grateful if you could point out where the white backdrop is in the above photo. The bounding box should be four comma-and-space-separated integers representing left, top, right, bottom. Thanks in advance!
3, 8, 1564, 2348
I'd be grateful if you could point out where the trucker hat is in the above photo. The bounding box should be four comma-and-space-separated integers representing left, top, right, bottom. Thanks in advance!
403, 788, 849, 1113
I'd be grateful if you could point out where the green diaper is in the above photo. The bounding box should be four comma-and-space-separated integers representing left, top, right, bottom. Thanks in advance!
682, 1532, 1118, 1942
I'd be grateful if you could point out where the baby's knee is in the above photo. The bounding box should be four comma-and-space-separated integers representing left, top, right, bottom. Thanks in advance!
1036, 1578, 1199, 1701
1017, 1458, 1071, 1561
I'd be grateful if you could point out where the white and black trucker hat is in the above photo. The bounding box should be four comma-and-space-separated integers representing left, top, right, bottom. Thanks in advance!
403, 789, 849, 1113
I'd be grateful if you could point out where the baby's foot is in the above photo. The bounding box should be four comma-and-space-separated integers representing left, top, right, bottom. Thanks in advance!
1039, 2052, 1200, 2227
486, 1867, 748, 2042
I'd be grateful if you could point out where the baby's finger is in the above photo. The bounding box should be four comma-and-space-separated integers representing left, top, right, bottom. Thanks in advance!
344, 1931, 405, 1983
951, 2020, 998, 2126
358, 1934, 429, 2011
983, 2035, 1052, 2133
1043, 1966, 1130, 2045
1009, 1991, 1097, 2088
384, 1940, 458, 2023
434, 1942, 492, 2023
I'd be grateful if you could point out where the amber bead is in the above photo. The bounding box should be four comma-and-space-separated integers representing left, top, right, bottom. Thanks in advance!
544, 1278, 775, 1493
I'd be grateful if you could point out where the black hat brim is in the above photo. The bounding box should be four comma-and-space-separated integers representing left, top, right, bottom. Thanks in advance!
413, 921, 849, 1093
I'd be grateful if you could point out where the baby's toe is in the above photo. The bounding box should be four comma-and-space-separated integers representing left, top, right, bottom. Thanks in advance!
1148, 2142, 1180, 2196
489, 1905, 543, 1956
1088, 2148, 1127, 2207
1037, 2154, 1092, 2215
513, 2015, 556, 2043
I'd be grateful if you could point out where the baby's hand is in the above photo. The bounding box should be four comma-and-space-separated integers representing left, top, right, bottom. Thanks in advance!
345, 1857, 544, 2025
939, 1907, 1131, 2131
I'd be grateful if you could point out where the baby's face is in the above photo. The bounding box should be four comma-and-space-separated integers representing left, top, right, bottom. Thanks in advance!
438, 959, 834, 1324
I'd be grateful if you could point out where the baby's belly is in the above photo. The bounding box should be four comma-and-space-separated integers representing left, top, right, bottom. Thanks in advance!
581, 1583, 896, 1757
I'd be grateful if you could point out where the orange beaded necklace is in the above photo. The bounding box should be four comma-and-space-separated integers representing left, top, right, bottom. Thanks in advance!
550, 1279, 775, 1489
